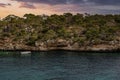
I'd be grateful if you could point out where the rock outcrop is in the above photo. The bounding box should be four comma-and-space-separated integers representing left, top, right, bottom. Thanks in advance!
0, 38, 119, 52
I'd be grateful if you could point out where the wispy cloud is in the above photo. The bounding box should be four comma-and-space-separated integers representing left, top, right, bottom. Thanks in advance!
2, 0, 120, 15
11, 0, 120, 5
0, 3, 11, 7
19, 2, 36, 9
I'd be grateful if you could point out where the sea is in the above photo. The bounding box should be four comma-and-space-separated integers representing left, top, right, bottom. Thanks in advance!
0, 51, 120, 80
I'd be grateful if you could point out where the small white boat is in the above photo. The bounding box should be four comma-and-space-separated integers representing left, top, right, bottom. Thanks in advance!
20, 51, 31, 55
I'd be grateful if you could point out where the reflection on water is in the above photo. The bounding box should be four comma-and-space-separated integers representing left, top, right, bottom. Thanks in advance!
0, 51, 120, 80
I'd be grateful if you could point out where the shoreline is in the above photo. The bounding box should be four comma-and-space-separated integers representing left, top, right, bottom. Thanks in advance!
0, 48, 119, 53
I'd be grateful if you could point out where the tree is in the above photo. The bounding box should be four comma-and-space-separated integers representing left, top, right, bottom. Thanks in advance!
63, 13, 73, 26
43, 30, 57, 40
72, 13, 84, 25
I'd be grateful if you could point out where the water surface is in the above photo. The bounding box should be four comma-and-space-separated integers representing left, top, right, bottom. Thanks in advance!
0, 51, 120, 80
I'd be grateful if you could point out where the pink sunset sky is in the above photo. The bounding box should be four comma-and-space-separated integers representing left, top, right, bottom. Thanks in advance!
0, 0, 120, 18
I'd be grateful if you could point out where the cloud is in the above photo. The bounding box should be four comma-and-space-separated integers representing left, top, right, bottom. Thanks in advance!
11, 0, 120, 5
10, 0, 120, 14
19, 2, 36, 9
11, 0, 66, 5
0, 3, 11, 7
90, 0, 120, 5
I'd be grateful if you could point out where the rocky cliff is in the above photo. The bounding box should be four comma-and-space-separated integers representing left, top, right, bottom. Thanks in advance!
0, 38, 120, 52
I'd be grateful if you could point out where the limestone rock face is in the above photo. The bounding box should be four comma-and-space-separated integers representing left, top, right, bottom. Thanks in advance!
72, 43, 79, 48
56, 39, 70, 47
0, 37, 120, 51
35, 41, 45, 47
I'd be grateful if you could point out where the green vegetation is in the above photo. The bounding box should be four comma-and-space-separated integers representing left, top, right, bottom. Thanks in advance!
0, 13, 120, 48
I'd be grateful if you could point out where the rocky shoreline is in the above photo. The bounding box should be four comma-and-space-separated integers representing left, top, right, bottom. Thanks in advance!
0, 37, 120, 52
0, 48, 119, 53
1, 43, 120, 52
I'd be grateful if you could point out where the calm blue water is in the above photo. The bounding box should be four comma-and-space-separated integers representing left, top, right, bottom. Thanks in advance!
0, 51, 120, 80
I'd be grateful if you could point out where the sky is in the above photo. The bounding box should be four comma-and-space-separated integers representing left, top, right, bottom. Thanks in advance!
0, 0, 120, 18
